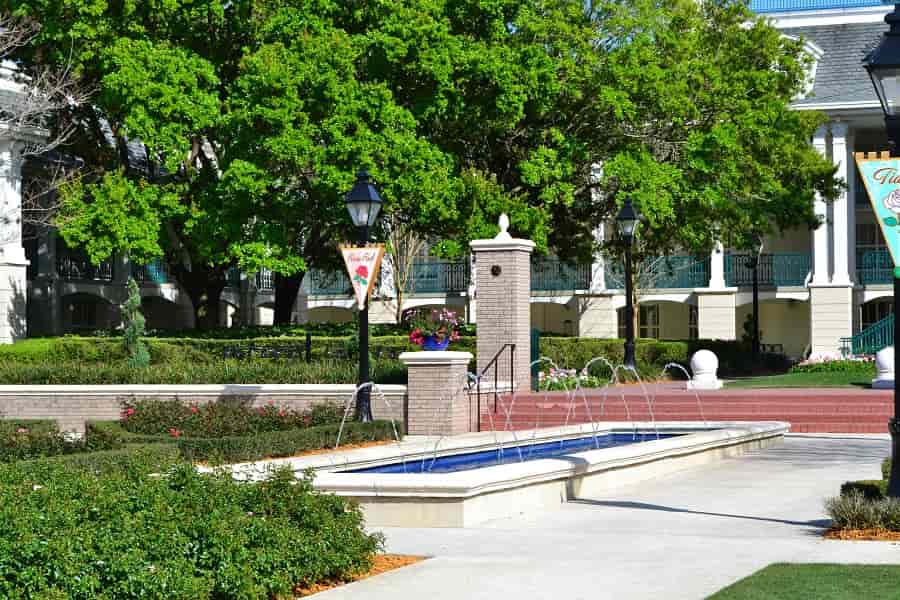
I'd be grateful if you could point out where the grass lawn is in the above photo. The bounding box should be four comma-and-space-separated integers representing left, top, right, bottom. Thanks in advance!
725, 371, 872, 389
708, 563, 900, 599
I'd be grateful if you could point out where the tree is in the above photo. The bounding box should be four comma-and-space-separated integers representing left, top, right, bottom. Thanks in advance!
383, 214, 428, 325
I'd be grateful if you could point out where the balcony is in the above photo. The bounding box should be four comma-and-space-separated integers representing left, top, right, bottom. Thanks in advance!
408, 260, 470, 293
531, 259, 591, 292
604, 255, 709, 290
56, 252, 114, 282
750, 0, 882, 12
132, 259, 170, 284
857, 249, 893, 285
308, 268, 352, 296
255, 268, 274, 291
724, 253, 810, 287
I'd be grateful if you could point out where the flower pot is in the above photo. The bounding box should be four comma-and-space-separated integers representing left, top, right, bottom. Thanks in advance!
423, 335, 450, 351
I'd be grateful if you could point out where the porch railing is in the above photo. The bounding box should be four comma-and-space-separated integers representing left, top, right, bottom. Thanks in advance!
409, 260, 470, 293
132, 259, 170, 284
308, 268, 351, 296
724, 253, 809, 287
604, 255, 709, 289
255, 268, 274, 291
751, 0, 882, 12
531, 259, 591, 292
840, 313, 893, 356
56, 253, 114, 282
857, 249, 893, 285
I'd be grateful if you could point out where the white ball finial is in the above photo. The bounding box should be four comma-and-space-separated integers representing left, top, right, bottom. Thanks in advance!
873, 346, 895, 389
687, 349, 722, 390
495, 213, 512, 240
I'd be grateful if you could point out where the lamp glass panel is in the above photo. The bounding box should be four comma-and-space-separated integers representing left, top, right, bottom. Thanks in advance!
347, 201, 371, 228
617, 219, 638, 237
872, 67, 900, 116
366, 201, 382, 227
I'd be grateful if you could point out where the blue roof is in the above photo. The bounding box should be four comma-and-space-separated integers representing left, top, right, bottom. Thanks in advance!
751, 0, 884, 13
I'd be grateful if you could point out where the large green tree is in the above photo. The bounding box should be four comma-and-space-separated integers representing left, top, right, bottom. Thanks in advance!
5, 0, 838, 329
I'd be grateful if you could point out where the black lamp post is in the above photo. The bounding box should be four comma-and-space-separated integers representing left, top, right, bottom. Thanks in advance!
616, 198, 641, 369
746, 233, 764, 362
865, 4, 900, 497
345, 170, 383, 422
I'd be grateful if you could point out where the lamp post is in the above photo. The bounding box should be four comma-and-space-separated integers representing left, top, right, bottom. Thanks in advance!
345, 170, 383, 422
865, 4, 900, 497
616, 198, 641, 369
746, 233, 764, 362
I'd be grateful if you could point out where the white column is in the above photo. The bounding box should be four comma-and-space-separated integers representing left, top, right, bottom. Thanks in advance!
830, 122, 851, 285
811, 126, 829, 284
709, 241, 726, 289
846, 128, 858, 284
591, 223, 606, 292
0, 140, 28, 342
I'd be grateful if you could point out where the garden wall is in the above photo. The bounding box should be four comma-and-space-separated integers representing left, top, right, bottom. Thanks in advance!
0, 384, 408, 434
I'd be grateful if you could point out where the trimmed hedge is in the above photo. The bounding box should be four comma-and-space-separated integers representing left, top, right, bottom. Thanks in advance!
0, 456, 382, 598
0, 420, 122, 463
791, 360, 876, 375
178, 420, 399, 463
25, 443, 181, 473
840, 480, 887, 500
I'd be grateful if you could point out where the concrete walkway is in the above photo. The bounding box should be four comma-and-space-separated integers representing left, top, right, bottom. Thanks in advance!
316, 435, 900, 599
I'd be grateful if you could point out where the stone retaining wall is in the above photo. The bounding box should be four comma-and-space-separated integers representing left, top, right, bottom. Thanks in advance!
0, 384, 408, 433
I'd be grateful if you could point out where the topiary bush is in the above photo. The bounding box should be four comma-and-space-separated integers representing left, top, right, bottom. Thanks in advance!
840, 480, 887, 501
0, 455, 383, 598
826, 491, 900, 531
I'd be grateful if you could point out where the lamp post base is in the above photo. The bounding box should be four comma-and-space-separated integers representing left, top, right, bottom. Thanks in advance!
889, 418, 900, 497
356, 387, 373, 423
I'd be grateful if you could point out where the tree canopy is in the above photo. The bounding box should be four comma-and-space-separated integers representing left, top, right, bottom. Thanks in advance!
3, 0, 838, 327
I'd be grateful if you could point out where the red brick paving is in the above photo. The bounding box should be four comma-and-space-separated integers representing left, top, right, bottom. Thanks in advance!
480, 384, 894, 433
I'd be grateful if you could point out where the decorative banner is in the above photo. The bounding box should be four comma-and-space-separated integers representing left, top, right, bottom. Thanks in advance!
856, 151, 900, 275
341, 244, 385, 310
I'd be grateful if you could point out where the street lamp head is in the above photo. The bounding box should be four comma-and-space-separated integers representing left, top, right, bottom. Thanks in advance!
345, 170, 384, 229
752, 232, 764, 256
616, 198, 641, 242
865, 5, 900, 118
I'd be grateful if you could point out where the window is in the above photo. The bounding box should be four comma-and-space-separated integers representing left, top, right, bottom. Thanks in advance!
69, 300, 97, 330
639, 305, 659, 339
689, 305, 698, 340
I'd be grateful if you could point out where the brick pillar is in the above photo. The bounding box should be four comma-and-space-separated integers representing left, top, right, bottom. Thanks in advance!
470, 215, 534, 391
400, 351, 474, 435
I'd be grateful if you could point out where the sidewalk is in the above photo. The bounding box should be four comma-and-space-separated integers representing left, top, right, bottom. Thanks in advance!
315, 434, 900, 600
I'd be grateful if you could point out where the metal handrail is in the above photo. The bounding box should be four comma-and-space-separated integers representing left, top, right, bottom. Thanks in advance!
475, 343, 516, 431
840, 313, 894, 356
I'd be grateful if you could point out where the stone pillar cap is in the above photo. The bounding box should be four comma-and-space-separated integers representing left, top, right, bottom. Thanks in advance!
469, 213, 535, 252
399, 351, 473, 366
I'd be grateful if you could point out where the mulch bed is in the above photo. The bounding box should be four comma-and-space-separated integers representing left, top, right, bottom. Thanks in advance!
825, 528, 900, 542
295, 554, 425, 597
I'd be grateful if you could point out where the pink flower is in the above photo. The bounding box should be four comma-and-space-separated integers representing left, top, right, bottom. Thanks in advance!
168, 428, 181, 438
15, 427, 27, 434
189, 406, 198, 414
355, 265, 368, 278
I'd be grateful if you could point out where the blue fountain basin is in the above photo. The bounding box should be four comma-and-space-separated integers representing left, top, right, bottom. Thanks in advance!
343, 432, 681, 474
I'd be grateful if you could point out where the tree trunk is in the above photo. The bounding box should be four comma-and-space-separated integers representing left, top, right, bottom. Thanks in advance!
175, 265, 225, 330
274, 272, 303, 326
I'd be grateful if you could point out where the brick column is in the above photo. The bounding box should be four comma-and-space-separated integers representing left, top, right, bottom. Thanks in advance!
400, 351, 474, 435
470, 216, 534, 391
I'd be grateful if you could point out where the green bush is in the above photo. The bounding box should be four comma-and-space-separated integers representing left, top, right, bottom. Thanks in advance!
883, 458, 892, 481
826, 491, 900, 531
0, 456, 382, 598
177, 420, 399, 463
27, 444, 181, 473
0, 420, 121, 463
840, 480, 887, 501
791, 359, 876, 374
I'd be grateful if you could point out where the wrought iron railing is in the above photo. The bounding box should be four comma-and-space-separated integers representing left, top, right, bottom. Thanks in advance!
56, 253, 114, 282
857, 249, 893, 285
308, 268, 351, 296
840, 313, 893, 356
724, 253, 809, 287
750, 0, 882, 12
531, 259, 591, 291
605, 255, 709, 289
409, 260, 470, 293
131, 259, 170, 284
255, 268, 274, 291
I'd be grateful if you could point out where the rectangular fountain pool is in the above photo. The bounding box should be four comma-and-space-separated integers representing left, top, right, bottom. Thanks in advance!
345, 432, 681, 474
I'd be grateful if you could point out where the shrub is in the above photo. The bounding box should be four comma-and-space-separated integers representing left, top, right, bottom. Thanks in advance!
826, 491, 900, 531
177, 420, 399, 463
0, 420, 123, 463
884, 458, 892, 481
791, 358, 875, 374
840, 480, 887, 501
123, 278, 150, 368
120, 399, 347, 438
27, 444, 181, 473
0, 458, 382, 598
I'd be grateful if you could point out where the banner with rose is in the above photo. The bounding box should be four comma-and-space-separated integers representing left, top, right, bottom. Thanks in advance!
857, 152, 900, 273
340, 244, 385, 310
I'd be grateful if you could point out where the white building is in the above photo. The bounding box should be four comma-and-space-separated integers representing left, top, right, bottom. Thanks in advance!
2, 0, 895, 358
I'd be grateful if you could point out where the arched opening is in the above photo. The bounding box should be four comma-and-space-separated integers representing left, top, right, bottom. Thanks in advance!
307, 306, 354, 324
140, 296, 182, 332
61, 293, 116, 333
861, 297, 893, 331
735, 299, 810, 358
531, 302, 576, 335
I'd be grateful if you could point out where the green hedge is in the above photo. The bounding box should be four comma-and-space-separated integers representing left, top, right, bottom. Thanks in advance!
840, 480, 887, 500
177, 420, 399, 463
0, 420, 122, 463
25, 443, 181, 473
884, 459, 892, 481
0, 456, 382, 597
791, 360, 876, 375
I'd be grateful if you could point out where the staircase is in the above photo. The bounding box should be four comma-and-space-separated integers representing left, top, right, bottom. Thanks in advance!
840, 313, 893, 356
482, 387, 894, 433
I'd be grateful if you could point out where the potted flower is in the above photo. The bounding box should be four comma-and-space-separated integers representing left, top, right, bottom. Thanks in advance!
405, 308, 461, 351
